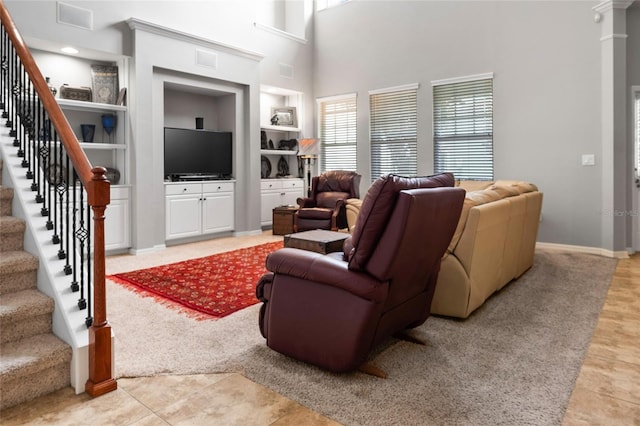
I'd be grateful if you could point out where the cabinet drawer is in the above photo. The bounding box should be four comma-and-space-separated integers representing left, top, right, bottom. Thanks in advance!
261, 179, 282, 191
110, 186, 130, 200
165, 183, 201, 196
282, 179, 303, 190
202, 182, 234, 193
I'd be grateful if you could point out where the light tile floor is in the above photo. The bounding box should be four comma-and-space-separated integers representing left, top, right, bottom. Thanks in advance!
562, 253, 640, 425
1, 236, 638, 425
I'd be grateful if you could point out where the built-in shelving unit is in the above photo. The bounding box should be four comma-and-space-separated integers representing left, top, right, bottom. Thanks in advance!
30, 46, 132, 252
56, 97, 131, 252
259, 85, 305, 227
260, 124, 301, 133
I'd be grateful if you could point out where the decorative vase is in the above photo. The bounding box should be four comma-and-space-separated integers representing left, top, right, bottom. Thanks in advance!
101, 114, 117, 143
80, 124, 95, 142
45, 77, 57, 97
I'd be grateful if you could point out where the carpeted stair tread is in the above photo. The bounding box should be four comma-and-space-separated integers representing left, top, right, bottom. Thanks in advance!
0, 333, 72, 382
0, 215, 25, 233
0, 333, 72, 410
0, 216, 25, 251
0, 186, 13, 216
1, 289, 54, 344
0, 251, 39, 295
0, 251, 39, 275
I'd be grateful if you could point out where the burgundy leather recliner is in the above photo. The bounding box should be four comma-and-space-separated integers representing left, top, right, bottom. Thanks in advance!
256, 173, 465, 373
294, 170, 361, 232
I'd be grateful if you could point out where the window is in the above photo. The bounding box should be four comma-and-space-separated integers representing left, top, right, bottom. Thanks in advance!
317, 0, 350, 12
255, 1, 306, 42
369, 84, 418, 181
433, 74, 494, 181
318, 94, 357, 172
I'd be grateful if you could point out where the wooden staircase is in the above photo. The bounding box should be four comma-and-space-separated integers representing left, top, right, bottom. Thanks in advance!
0, 158, 72, 410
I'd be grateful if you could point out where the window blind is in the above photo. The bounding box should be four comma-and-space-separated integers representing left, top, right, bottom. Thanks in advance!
319, 94, 357, 172
433, 77, 493, 181
369, 87, 418, 181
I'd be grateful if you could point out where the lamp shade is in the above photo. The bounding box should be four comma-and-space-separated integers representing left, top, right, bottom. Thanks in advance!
297, 138, 320, 157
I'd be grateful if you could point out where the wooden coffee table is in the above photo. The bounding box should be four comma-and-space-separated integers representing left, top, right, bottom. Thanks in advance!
283, 229, 349, 254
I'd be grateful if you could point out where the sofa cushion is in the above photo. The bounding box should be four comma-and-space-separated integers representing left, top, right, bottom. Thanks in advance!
493, 180, 538, 194
316, 170, 361, 194
297, 207, 334, 220
447, 189, 503, 253
456, 180, 493, 192
316, 191, 349, 209
346, 173, 455, 271
488, 184, 520, 199
446, 181, 538, 253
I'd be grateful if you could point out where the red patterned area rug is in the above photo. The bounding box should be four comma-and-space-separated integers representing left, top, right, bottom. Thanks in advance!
108, 241, 283, 320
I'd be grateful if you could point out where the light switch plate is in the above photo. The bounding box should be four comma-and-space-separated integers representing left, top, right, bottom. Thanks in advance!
581, 154, 595, 166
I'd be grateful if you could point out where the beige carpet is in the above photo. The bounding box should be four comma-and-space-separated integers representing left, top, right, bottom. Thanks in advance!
107, 246, 617, 425
107, 233, 277, 378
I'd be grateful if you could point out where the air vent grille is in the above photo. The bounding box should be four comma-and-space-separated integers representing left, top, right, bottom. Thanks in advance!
279, 63, 294, 79
196, 49, 218, 70
57, 2, 93, 30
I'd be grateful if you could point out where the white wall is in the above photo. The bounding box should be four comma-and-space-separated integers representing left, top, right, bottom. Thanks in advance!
5, 0, 314, 109
5, 0, 314, 251
5, 0, 637, 252
313, 0, 616, 250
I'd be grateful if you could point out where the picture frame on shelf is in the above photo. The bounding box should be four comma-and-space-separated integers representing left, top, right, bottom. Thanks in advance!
270, 106, 297, 127
91, 64, 119, 104
116, 88, 127, 106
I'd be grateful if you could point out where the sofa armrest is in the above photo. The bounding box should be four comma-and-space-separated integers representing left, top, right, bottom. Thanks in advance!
297, 197, 316, 208
266, 248, 388, 302
345, 198, 362, 233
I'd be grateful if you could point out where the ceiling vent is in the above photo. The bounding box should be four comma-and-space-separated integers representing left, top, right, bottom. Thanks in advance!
57, 2, 93, 30
279, 63, 294, 79
196, 49, 218, 70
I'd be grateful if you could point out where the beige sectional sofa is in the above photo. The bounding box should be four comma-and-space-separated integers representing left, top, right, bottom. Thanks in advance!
345, 179, 543, 319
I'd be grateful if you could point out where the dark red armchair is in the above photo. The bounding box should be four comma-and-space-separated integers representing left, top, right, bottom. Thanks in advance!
256, 173, 464, 373
294, 170, 361, 232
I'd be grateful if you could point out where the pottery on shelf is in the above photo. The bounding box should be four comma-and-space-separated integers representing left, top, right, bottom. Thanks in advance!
80, 124, 95, 142
101, 114, 117, 134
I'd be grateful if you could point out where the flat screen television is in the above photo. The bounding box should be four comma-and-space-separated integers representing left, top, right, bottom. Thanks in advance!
164, 127, 233, 180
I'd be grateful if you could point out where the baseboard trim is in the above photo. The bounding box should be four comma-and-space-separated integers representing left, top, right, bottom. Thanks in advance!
234, 229, 264, 237
128, 244, 166, 255
536, 242, 630, 259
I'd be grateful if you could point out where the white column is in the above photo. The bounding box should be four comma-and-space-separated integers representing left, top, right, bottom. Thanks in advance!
593, 0, 633, 255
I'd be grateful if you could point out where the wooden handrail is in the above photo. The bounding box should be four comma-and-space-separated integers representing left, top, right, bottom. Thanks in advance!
0, 0, 115, 397
0, 2, 93, 186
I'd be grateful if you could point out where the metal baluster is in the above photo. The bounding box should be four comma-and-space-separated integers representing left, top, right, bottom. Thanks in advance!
76, 178, 87, 311
6, 40, 14, 132
0, 25, 5, 110
62, 153, 70, 266
52, 128, 61, 245
39, 102, 51, 219
70, 169, 79, 291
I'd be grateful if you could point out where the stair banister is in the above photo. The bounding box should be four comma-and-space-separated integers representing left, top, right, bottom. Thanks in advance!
0, 0, 115, 397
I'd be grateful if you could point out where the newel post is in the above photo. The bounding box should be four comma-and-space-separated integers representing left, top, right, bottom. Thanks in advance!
85, 167, 117, 397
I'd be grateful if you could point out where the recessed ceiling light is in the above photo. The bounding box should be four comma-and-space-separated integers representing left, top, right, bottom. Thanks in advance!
61, 46, 79, 54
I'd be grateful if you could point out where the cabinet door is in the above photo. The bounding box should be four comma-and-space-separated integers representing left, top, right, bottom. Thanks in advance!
281, 188, 302, 207
261, 191, 283, 226
165, 195, 202, 240
105, 198, 130, 250
202, 191, 234, 234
